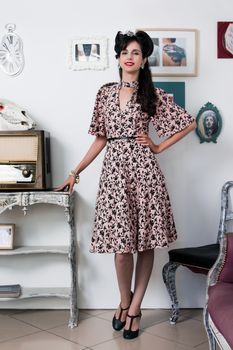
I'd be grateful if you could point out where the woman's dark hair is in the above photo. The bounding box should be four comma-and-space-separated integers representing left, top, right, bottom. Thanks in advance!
114, 30, 157, 116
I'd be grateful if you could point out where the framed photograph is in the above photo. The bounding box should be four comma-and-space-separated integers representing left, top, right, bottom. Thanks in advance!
69, 37, 108, 70
0, 224, 15, 249
139, 28, 198, 77
153, 81, 185, 108
196, 102, 222, 143
217, 22, 233, 58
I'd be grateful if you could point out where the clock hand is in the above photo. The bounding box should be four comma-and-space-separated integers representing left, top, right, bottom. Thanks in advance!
7, 35, 13, 45
2, 43, 10, 52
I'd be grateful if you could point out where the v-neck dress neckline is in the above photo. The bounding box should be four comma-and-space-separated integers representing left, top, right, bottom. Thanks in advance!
117, 83, 138, 113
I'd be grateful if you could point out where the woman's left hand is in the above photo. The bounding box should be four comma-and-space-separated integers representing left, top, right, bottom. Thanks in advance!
136, 133, 160, 154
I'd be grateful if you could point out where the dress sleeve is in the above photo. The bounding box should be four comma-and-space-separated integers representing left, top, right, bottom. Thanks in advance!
151, 88, 195, 138
88, 86, 106, 136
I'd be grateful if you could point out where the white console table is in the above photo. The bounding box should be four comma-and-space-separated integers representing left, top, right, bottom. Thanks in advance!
0, 191, 78, 328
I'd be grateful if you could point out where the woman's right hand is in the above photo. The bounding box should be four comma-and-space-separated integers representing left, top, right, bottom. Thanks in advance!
55, 175, 76, 194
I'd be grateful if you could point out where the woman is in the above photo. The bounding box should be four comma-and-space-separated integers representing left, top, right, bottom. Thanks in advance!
57, 30, 196, 339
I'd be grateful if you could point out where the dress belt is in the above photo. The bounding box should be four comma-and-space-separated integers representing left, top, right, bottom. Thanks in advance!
107, 136, 136, 142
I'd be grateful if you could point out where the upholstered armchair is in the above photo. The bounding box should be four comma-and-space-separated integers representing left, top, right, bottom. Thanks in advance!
204, 231, 233, 350
162, 181, 233, 324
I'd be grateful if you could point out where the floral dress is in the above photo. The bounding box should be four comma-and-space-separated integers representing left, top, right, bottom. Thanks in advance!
88, 82, 194, 253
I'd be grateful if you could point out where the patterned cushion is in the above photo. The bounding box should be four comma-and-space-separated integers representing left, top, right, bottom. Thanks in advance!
168, 243, 219, 269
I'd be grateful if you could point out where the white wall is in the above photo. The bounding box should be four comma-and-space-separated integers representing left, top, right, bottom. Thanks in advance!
0, 0, 233, 309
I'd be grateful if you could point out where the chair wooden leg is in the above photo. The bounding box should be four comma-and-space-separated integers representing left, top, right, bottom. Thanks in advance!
162, 261, 180, 324
203, 307, 217, 350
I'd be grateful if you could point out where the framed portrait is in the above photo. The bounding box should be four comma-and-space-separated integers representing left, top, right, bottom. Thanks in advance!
217, 22, 233, 58
0, 224, 15, 249
69, 37, 108, 70
139, 28, 198, 77
196, 102, 222, 143
153, 81, 185, 108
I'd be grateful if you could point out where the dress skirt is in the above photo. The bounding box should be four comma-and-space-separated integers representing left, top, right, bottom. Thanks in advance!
90, 138, 177, 253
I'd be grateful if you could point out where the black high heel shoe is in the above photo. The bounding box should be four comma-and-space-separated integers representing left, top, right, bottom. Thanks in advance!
123, 312, 142, 339
112, 292, 133, 331
112, 304, 130, 331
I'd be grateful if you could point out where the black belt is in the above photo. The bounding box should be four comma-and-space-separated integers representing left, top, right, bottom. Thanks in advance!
107, 136, 136, 141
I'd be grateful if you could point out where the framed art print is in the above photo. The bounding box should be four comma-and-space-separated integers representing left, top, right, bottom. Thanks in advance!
154, 81, 185, 108
140, 28, 198, 77
217, 22, 233, 58
196, 102, 222, 143
0, 224, 15, 249
69, 37, 108, 70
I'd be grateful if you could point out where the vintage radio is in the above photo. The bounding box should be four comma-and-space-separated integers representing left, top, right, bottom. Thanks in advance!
0, 130, 51, 190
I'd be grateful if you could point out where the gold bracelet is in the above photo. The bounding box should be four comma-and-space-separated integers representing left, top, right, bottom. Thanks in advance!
69, 170, 80, 184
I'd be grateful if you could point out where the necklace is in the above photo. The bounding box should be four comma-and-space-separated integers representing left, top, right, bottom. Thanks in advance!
120, 81, 139, 89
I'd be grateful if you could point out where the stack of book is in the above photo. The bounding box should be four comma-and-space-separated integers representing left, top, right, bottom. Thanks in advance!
0, 284, 21, 298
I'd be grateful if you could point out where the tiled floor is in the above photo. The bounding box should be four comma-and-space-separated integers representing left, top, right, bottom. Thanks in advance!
0, 308, 219, 350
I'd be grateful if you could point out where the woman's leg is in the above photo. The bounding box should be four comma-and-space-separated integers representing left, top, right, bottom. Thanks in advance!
125, 249, 154, 330
114, 252, 134, 321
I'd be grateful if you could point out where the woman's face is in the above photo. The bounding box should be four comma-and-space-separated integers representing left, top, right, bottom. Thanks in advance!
119, 40, 145, 73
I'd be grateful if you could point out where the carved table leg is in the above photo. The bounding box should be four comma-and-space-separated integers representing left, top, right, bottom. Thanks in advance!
65, 197, 78, 328
162, 261, 180, 324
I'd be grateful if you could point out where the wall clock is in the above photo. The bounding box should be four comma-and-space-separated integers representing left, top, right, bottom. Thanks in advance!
0, 23, 24, 76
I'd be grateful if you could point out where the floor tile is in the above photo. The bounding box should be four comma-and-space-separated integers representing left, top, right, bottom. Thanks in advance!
0, 315, 39, 342
90, 331, 192, 350
194, 342, 221, 350
194, 342, 209, 350
0, 308, 212, 349
97, 309, 171, 329
182, 308, 204, 321
10, 309, 91, 329
166, 308, 204, 324
80, 309, 109, 316
10, 310, 70, 330
48, 316, 120, 347
0, 332, 85, 350
0, 310, 19, 316
146, 318, 208, 347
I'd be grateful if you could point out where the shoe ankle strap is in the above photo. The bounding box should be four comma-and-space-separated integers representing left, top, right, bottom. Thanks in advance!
127, 312, 142, 319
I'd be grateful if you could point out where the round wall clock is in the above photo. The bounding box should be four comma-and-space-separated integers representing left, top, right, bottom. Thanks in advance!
0, 23, 24, 76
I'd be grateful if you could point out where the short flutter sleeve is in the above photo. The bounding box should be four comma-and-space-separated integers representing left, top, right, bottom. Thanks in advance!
88, 86, 106, 136
151, 88, 195, 138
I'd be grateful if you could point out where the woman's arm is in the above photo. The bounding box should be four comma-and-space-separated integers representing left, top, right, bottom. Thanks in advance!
73, 135, 107, 174
136, 120, 196, 154
56, 135, 107, 192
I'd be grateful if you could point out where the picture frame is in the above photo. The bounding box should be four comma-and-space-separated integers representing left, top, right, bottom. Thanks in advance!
217, 22, 233, 58
196, 102, 222, 143
153, 81, 185, 108
139, 28, 198, 77
69, 37, 108, 70
0, 224, 15, 249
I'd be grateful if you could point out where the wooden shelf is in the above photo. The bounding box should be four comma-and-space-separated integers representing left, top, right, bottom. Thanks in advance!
0, 287, 70, 301
0, 190, 77, 328
0, 246, 69, 255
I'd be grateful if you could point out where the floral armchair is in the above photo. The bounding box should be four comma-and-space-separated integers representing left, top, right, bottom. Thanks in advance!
204, 231, 233, 350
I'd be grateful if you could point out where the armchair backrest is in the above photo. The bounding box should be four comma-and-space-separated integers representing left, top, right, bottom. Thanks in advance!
218, 181, 233, 242
218, 233, 233, 283
207, 181, 233, 285
208, 232, 233, 287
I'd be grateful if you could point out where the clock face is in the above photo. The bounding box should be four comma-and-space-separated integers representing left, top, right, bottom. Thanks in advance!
0, 33, 24, 76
